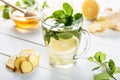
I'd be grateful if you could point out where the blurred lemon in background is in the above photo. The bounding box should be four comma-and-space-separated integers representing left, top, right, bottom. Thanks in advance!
82, 0, 99, 20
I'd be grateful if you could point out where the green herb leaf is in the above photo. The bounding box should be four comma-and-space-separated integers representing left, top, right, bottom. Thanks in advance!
22, 0, 26, 4
2, 6, 10, 19
22, 0, 35, 6
114, 67, 120, 74
94, 51, 106, 63
61, 14, 73, 26
51, 32, 59, 40
94, 72, 110, 80
42, 1, 49, 9
92, 66, 100, 71
71, 30, 81, 39
0, 5, 5, 10
15, 1, 21, 6
108, 59, 115, 74
73, 13, 83, 20
88, 57, 94, 62
53, 10, 64, 19
63, 3, 73, 16
45, 34, 50, 44
58, 32, 73, 39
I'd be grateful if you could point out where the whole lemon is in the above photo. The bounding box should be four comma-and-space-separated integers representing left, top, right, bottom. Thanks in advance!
82, 0, 99, 20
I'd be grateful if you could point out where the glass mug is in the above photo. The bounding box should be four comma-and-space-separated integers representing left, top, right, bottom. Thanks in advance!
41, 9, 90, 69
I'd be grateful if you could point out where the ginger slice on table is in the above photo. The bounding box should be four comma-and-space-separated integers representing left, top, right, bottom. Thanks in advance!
20, 60, 33, 74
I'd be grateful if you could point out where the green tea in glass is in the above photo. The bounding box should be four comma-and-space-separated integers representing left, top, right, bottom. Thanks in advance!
42, 3, 90, 68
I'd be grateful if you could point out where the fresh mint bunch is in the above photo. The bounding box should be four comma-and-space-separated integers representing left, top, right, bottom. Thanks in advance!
88, 51, 120, 80
43, 2, 82, 44
45, 2, 83, 26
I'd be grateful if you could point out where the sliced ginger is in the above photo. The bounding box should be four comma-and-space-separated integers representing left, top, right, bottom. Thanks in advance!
28, 55, 40, 68
6, 49, 40, 74
21, 60, 33, 74
14, 57, 26, 72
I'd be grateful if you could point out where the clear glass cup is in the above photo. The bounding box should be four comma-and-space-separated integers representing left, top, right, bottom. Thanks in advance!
41, 8, 90, 69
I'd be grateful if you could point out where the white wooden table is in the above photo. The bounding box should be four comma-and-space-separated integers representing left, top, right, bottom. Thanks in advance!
0, 0, 120, 80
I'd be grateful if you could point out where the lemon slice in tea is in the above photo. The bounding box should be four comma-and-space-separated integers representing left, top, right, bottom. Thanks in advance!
48, 36, 79, 54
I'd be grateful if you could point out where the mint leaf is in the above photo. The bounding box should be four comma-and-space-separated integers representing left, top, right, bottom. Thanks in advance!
22, 0, 26, 4
108, 59, 115, 74
61, 14, 73, 26
0, 5, 5, 10
51, 32, 59, 40
53, 10, 64, 19
45, 34, 50, 44
114, 67, 120, 74
63, 3, 73, 16
73, 13, 83, 20
94, 72, 110, 80
58, 32, 73, 39
88, 57, 94, 62
42, 1, 49, 9
15, 1, 21, 6
22, 0, 35, 6
92, 66, 100, 71
94, 51, 106, 63
71, 30, 81, 39
2, 5, 10, 19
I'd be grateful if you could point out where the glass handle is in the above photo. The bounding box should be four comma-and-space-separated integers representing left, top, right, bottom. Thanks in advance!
75, 28, 90, 59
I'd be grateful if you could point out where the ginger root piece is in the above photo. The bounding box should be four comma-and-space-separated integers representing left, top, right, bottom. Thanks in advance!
14, 57, 26, 72
89, 17, 112, 33
89, 8, 120, 33
21, 60, 33, 74
28, 55, 40, 68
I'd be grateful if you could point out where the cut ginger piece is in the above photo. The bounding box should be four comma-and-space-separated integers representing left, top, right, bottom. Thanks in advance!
88, 17, 112, 33
28, 55, 40, 68
19, 49, 38, 57
21, 60, 33, 74
14, 57, 26, 72
89, 21, 106, 33
6, 56, 16, 70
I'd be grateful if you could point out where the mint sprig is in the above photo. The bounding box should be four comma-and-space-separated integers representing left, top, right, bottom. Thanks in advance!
2, 5, 10, 19
88, 51, 120, 80
42, 1, 49, 9
43, 2, 83, 44
45, 2, 83, 26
